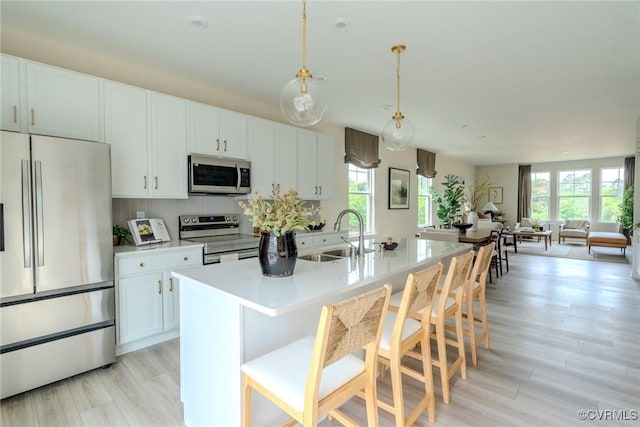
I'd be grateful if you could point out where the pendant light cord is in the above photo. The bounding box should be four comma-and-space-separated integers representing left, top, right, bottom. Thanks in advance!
396, 49, 401, 115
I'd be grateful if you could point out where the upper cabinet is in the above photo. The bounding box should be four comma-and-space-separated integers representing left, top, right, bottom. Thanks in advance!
1, 55, 21, 131
297, 129, 334, 200
1, 54, 102, 141
248, 118, 298, 196
188, 101, 248, 159
105, 82, 187, 199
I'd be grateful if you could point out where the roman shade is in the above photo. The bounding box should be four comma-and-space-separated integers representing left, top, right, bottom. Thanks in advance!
344, 127, 381, 169
416, 149, 437, 178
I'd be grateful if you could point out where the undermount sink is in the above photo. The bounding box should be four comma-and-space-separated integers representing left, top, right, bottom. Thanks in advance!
321, 247, 375, 257
298, 253, 344, 262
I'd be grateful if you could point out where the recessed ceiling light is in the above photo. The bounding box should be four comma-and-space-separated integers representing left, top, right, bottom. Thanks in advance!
315, 75, 328, 82
382, 104, 392, 110
460, 124, 468, 129
479, 135, 487, 139
190, 17, 208, 30
562, 151, 569, 154
332, 18, 351, 31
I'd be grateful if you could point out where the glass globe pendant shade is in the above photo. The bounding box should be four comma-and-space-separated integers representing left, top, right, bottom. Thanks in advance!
280, 75, 326, 127
381, 114, 414, 151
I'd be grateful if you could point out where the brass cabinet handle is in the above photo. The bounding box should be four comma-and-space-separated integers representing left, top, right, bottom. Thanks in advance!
139, 262, 145, 267
30, 108, 35, 126
13, 105, 17, 123
154, 176, 158, 190
224, 140, 227, 152
319, 186, 322, 195
184, 256, 188, 261
157, 280, 162, 294
216, 138, 220, 151
169, 277, 173, 292
144, 176, 147, 189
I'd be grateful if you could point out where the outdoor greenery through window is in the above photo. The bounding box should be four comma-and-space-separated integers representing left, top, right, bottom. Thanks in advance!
600, 167, 624, 222
531, 171, 550, 220
417, 175, 432, 226
348, 164, 374, 233
558, 169, 591, 220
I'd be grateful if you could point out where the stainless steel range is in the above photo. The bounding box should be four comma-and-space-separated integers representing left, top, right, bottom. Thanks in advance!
179, 214, 259, 265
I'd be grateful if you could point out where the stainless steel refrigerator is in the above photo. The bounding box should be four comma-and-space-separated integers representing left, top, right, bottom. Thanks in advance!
0, 131, 115, 399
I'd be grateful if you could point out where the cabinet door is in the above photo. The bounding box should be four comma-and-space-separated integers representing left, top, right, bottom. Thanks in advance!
119, 272, 164, 344
188, 101, 220, 156
149, 92, 188, 198
219, 109, 248, 159
297, 129, 318, 199
316, 134, 334, 200
274, 123, 298, 193
163, 272, 180, 331
26, 61, 101, 141
1, 55, 21, 132
248, 117, 276, 195
104, 81, 149, 197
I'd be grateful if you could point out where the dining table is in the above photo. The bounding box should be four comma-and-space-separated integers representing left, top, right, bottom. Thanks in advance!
457, 230, 492, 244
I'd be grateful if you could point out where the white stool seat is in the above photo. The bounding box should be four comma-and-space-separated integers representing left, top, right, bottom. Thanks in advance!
432, 294, 455, 317
241, 336, 365, 412
378, 311, 422, 352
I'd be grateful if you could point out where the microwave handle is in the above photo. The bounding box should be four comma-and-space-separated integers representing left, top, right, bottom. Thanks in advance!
236, 163, 241, 192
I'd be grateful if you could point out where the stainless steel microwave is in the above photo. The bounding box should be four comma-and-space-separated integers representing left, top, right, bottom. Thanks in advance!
188, 154, 251, 195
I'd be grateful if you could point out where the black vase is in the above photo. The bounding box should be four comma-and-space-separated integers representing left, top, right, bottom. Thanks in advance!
258, 231, 297, 278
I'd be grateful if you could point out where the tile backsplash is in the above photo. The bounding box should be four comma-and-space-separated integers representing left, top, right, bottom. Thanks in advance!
112, 196, 246, 240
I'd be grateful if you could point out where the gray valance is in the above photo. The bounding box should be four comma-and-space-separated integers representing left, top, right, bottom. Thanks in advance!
344, 127, 381, 169
624, 156, 635, 189
416, 149, 437, 178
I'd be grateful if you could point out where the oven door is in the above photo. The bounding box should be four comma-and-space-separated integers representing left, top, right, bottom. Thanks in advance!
204, 248, 259, 264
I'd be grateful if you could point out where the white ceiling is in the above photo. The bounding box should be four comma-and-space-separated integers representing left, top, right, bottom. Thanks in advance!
2, 1, 639, 166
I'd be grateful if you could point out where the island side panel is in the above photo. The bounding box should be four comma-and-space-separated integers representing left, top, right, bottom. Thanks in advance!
180, 276, 243, 427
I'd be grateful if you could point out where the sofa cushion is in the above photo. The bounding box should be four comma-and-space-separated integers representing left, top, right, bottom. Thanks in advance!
587, 232, 626, 246
564, 220, 589, 231
561, 229, 588, 238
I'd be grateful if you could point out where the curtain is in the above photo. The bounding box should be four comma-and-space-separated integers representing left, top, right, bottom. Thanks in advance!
416, 149, 437, 178
517, 164, 531, 221
624, 156, 635, 189
343, 127, 381, 169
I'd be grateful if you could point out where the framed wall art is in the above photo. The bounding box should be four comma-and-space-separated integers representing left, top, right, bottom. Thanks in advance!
488, 187, 503, 204
388, 167, 410, 209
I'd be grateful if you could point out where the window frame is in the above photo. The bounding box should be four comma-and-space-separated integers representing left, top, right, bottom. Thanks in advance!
347, 164, 374, 234
557, 169, 592, 220
530, 171, 551, 221
417, 175, 432, 227
599, 166, 624, 223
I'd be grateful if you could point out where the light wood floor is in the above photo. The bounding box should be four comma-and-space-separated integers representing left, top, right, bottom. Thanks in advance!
2, 254, 639, 426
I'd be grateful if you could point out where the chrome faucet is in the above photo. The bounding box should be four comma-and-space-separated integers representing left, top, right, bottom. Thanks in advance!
334, 209, 365, 257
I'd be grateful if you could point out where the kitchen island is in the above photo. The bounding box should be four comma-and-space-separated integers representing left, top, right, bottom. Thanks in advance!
172, 237, 471, 427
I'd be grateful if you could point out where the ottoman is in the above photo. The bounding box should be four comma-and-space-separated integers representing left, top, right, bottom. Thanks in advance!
587, 232, 627, 256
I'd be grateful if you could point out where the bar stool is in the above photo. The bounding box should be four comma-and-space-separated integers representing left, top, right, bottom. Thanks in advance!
240, 285, 391, 427
376, 263, 444, 425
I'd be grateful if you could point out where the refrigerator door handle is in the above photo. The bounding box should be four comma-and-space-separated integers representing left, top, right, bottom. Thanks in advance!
21, 160, 32, 267
0, 203, 4, 252
34, 160, 44, 267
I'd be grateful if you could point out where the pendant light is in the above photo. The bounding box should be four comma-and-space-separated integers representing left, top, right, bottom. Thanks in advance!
280, 0, 326, 127
381, 44, 414, 151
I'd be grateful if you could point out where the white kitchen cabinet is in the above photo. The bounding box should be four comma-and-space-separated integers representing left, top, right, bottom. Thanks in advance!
105, 87, 187, 198
25, 60, 102, 141
104, 81, 149, 198
249, 117, 298, 196
297, 130, 334, 200
115, 246, 202, 354
1, 54, 21, 132
188, 101, 248, 159
149, 92, 188, 198
296, 231, 348, 251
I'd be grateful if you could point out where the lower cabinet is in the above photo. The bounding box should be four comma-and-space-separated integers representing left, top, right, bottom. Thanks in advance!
296, 231, 348, 251
115, 246, 202, 354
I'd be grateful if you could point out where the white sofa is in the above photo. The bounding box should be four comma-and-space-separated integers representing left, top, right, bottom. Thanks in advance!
477, 219, 503, 231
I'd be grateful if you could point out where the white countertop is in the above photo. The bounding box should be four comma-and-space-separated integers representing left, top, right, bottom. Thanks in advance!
113, 240, 203, 258
173, 238, 472, 317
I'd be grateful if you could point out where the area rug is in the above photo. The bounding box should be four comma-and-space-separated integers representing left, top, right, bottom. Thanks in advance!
506, 239, 629, 263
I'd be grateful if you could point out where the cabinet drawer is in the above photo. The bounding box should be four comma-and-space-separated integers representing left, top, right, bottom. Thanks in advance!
118, 248, 202, 276
313, 233, 345, 247
296, 235, 314, 249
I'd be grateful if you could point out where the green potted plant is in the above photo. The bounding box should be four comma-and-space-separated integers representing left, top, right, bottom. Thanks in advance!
617, 185, 633, 244
113, 224, 130, 246
430, 174, 465, 228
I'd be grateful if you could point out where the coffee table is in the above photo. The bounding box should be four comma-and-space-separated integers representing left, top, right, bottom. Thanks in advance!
505, 230, 553, 253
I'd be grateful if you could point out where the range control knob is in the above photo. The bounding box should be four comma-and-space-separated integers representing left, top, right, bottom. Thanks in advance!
183, 218, 189, 224
225, 216, 231, 222
232, 215, 238, 222
191, 217, 197, 223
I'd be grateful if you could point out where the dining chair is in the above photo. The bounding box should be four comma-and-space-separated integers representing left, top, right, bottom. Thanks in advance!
429, 250, 474, 404
462, 242, 494, 366
376, 263, 444, 426
240, 284, 391, 427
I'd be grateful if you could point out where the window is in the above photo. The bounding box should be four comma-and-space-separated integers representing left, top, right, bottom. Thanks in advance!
417, 175, 432, 226
558, 169, 591, 220
348, 164, 374, 233
531, 171, 550, 220
600, 167, 624, 222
